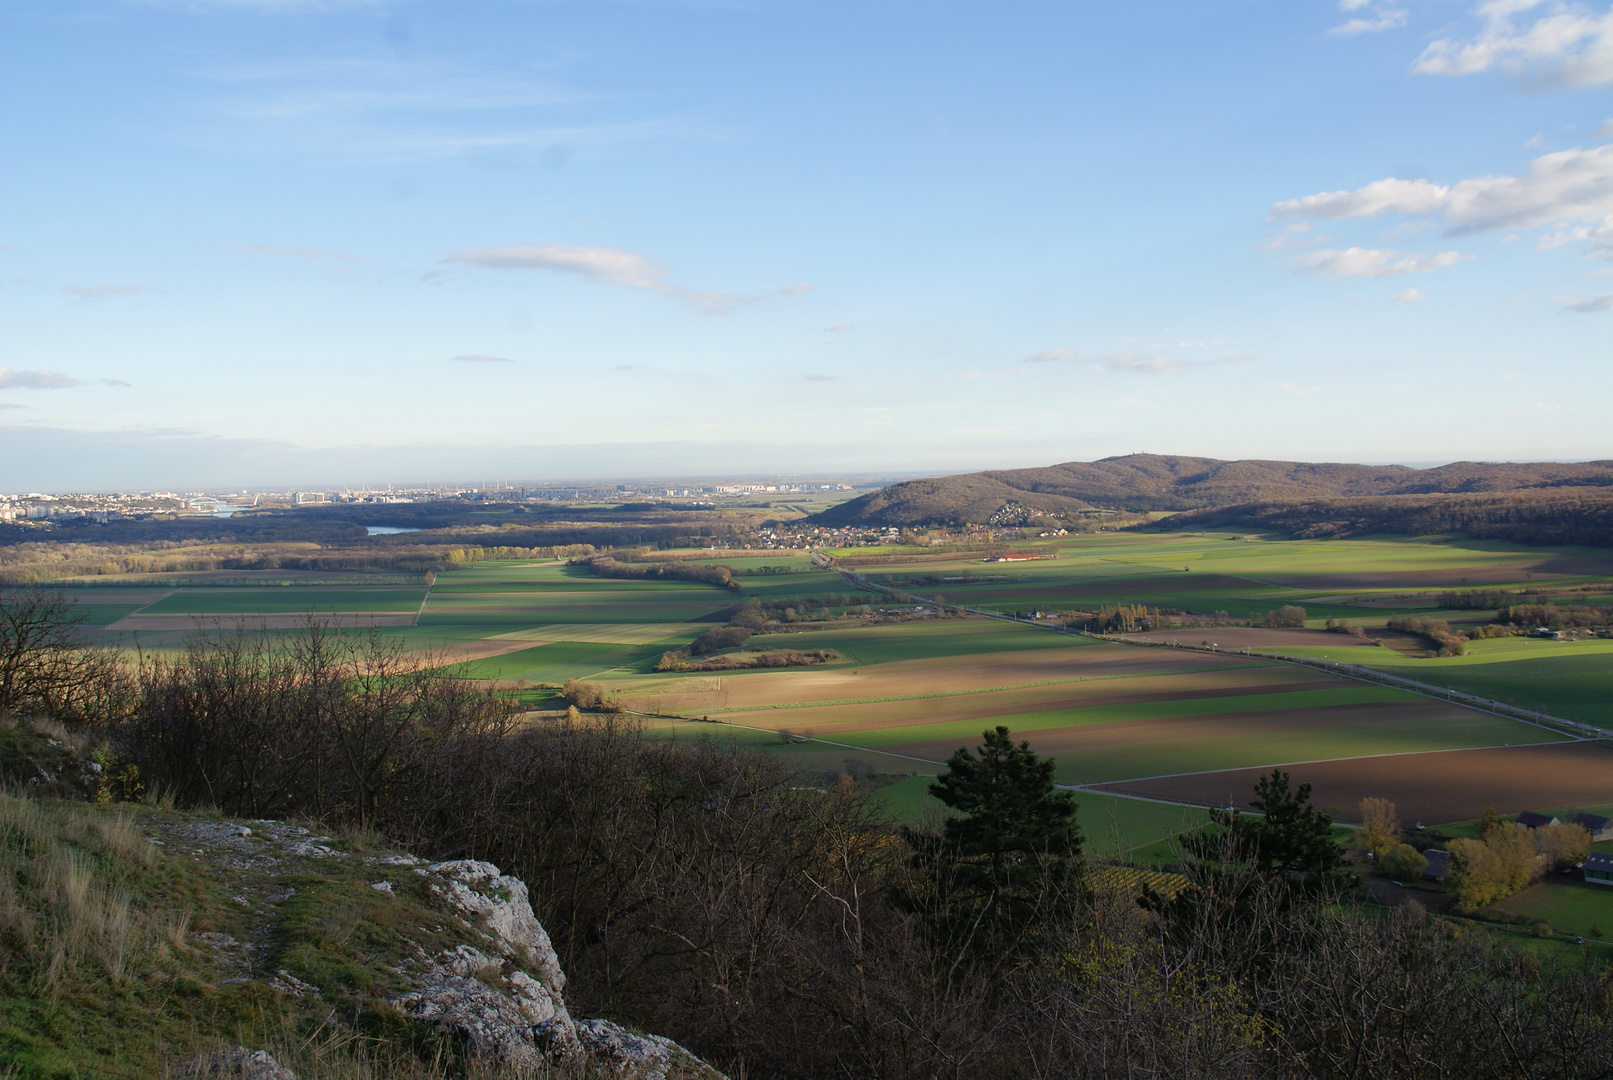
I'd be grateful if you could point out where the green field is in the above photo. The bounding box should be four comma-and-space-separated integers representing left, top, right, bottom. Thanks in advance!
140, 587, 428, 614
1276, 637, 1613, 727
844, 531, 1613, 621
1493, 880, 1613, 939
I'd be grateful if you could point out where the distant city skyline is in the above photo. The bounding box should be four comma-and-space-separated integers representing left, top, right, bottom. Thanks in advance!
4, 1, 1612, 489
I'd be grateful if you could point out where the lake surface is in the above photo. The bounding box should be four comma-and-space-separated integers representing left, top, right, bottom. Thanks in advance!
366, 526, 423, 536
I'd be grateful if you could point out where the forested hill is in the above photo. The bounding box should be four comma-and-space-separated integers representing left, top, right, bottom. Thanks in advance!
810, 455, 1613, 527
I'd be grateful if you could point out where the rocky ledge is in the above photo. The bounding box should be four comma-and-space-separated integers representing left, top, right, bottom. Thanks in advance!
149, 818, 725, 1080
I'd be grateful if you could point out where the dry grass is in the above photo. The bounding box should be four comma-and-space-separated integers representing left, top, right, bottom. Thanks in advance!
0, 792, 183, 994
166, 1026, 606, 1080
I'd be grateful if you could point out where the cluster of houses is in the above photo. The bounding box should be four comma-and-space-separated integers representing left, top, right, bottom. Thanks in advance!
1418, 810, 1613, 884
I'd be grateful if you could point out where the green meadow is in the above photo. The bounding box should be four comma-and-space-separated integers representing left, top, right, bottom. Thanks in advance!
1275, 637, 1613, 727
139, 587, 429, 614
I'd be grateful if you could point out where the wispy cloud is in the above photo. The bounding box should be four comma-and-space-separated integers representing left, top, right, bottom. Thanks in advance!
804, 374, 835, 382
1028, 347, 1078, 362
1260, 221, 1331, 253
1414, 1, 1613, 86
0, 367, 81, 389
1099, 354, 1184, 374
1330, 0, 1409, 37
62, 285, 155, 300
446, 243, 744, 313
825, 322, 854, 332
778, 282, 814, 295
1287, 246, 1473, 277
1563, 292, 1613, 311
182, 53, 700, 165
141, 0, 391, 11
452, 353, 514, 363
1095, 352, 1251, 375
1391, 287, 1428, 301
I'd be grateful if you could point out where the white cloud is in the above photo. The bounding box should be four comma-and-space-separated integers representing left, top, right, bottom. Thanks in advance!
1563, 292, 1613, 309
1413, 1, 1613, 86
1028, 347, 1077, 362
1288, 247, 1473, 277
1594, 119, 1613, 138
452, 354, 514, 363
445, 243, 743, 313
1330, 7, 1409, 36
825, 322, 854, 332
0, 367, 81, 389
1391, 287, 1428, 300
1275, 143, 1613, 258
1275, 177, 1451, 219
778, 282, 814, 295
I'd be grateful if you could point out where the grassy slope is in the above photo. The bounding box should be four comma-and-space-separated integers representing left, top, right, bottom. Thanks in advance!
0, 790, 572, 1079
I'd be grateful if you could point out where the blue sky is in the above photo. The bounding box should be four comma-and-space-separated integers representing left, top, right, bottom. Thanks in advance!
2, 0, 1611, 489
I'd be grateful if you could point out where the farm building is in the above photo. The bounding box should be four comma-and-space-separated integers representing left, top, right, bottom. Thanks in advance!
1574, 812, 1613, 841
1585, 853, 1613, 888
1516, 811, 1560, 829
1422, 850, 1450, 881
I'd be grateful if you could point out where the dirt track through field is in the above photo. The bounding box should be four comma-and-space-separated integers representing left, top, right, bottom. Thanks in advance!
1092, 741, 1613, 824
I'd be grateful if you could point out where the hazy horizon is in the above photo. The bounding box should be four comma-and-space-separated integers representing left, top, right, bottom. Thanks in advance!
5, 1, 1612, 490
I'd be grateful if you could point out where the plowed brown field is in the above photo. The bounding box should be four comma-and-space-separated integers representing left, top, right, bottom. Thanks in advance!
635, 646, 1276, 713
1093, 741, 1613, 824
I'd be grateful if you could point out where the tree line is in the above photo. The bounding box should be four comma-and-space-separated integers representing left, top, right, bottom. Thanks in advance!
1157, 489, 1613, 548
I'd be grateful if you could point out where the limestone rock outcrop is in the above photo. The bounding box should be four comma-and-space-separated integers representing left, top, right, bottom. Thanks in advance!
392, 859, 725, 1079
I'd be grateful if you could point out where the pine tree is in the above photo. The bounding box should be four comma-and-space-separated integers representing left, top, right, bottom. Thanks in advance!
904, 726, 1085, 961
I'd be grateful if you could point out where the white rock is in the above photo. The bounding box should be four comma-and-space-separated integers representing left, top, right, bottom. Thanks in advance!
422, 860, 567, 994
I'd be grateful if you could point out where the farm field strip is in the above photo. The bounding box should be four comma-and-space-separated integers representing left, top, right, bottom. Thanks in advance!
139, 587, 429, 614
484, 622, 697, 645
1091, 741, 1613, 824
1084, 736, 1578, 786
637, 664, 1296, 712
818, 698, 1542, 769
713, 685, 1417, 737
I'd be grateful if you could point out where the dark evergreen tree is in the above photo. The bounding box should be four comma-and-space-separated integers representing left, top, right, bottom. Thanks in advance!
902, 726, 1085, 963
1200, 768, 1342, 883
